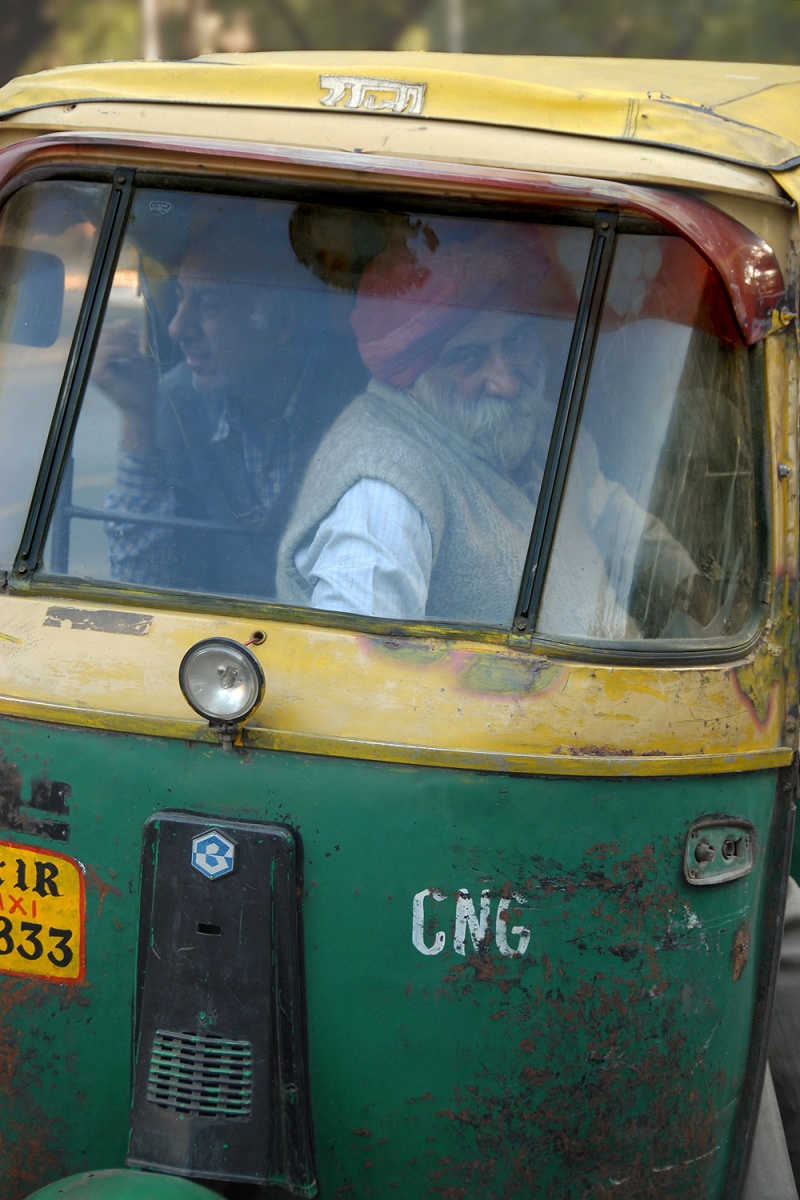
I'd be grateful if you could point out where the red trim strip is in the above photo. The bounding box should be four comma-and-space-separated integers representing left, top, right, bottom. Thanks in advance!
0, 130, 786, 344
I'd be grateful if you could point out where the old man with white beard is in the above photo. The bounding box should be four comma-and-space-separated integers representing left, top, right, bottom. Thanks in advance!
277, 224, 696, 632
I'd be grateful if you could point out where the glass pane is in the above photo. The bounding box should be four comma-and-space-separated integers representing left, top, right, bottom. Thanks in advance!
49, 191, 592, 626
538, 233, 758, 642
0, 181, 109, 569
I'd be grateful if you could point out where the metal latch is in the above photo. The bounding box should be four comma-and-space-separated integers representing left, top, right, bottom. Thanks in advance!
684, 819, 755, 886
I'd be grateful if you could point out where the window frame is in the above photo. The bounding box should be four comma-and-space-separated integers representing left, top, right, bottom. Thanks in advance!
0, 146, 776, 664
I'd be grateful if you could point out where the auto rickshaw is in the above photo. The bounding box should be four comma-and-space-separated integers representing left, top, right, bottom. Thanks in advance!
0, 51, 797, 1200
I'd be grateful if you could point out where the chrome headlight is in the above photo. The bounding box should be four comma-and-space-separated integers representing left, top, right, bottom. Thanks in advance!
179, 638, 265, 726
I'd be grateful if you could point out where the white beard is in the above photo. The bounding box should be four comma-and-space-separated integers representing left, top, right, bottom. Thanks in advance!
412, 371, 548, 473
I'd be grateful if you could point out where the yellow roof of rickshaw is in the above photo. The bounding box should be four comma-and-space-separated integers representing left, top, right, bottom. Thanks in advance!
1, 52, 800, 172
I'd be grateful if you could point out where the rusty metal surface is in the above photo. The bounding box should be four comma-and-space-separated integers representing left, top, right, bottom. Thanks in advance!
0, 723, 784, 1198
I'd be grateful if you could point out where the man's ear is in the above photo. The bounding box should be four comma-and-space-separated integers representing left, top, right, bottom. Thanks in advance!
249, 294, 296, 343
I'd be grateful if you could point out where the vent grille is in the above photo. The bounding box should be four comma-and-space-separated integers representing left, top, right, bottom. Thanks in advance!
147, 1030, 253, 1118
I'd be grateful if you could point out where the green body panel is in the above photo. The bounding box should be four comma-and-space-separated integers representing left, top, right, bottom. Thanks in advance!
0, 718, 786, 1200
27, 1172, 216, 1199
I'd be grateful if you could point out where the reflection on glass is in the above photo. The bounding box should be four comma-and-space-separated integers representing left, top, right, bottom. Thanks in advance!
281, 220, 590, 626
539, 233, 758, 642
0, 181, 109, 569
46, 192, 758, 646
53, 194, 589, 627
51, 192, 373, 596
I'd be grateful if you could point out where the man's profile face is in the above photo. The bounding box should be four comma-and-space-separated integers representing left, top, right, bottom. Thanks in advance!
168, 240, 281, 404
409, 309, 546, 472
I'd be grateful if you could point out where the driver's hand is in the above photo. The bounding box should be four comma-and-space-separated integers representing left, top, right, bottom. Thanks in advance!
92, 320, 158, 452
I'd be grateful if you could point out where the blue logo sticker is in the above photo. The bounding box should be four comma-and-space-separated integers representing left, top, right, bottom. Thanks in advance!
191, 830, 236, 880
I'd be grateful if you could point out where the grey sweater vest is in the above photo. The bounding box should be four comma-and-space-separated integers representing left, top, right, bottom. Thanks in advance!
277, 380, 534, 625
278, 379, 624, 633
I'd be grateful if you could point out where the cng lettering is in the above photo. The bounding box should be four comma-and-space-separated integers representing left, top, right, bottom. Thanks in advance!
0, 842, 85, 982
412, 887, 531, 958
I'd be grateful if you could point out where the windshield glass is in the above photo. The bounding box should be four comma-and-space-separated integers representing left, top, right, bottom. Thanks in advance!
38, 188, 761, 646
538, 233, 758, 641
0, 180, 109, 570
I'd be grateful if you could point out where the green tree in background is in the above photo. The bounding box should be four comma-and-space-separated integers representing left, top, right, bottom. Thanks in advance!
465, 0, 800, 60
6, 0, 800, 86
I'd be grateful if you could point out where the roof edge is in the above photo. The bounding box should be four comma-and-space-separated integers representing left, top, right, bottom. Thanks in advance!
0, 58, 799, 172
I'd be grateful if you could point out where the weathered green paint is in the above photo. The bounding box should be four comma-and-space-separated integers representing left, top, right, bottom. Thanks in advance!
457, 651, 563, 696
0, 718, 786, 1199
27, 1171, 216, 1199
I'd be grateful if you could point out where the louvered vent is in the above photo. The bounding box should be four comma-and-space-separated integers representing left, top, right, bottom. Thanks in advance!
129, 815, 314, 1188
147, 1030, 253, 1119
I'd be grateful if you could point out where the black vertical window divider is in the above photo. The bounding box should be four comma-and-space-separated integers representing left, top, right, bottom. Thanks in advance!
513, 211, 619, 636
15, 168, 135, 580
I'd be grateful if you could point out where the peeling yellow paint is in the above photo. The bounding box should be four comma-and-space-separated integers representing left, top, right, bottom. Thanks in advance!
0, 52, 795, 779
0, 593, 791, 777
600, 672, 667, 704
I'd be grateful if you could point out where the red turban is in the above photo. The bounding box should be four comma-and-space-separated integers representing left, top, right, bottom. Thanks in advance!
352, 225, 553, 388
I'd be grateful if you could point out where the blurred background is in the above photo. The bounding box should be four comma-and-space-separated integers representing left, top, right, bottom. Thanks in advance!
1, 0, 800, 88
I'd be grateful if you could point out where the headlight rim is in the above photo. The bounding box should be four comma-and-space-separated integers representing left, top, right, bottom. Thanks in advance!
178, 636, 266, 726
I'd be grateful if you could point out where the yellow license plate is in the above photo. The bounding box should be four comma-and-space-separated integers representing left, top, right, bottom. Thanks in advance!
0, 842, 84, 982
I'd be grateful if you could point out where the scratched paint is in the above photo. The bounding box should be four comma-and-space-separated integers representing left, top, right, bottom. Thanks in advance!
457, 653, 563, 697
731, 657, 782, 729
0, 719, 789, 1198
366, 634, 450, 665
0, 980, 68, 1196
43, 607, 153, 636
0, 756, 71, 842
0, 592, 791, 772
732, 923, 752, 982
417, 839, 751, 1198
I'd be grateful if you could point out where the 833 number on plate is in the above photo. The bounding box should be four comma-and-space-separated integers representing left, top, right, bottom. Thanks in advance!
0, 842, 84, 982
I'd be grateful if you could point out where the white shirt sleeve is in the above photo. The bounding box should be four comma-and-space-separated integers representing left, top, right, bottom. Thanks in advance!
293, 478, 434, 618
